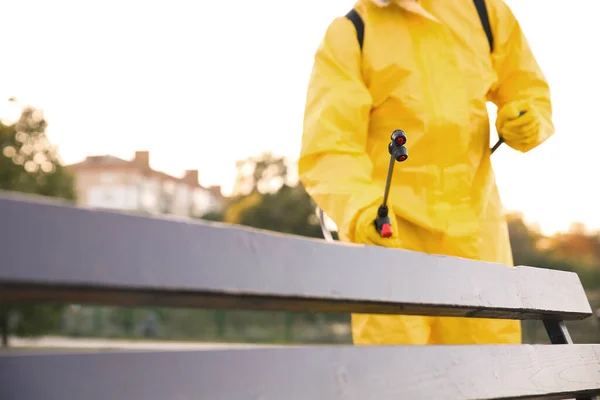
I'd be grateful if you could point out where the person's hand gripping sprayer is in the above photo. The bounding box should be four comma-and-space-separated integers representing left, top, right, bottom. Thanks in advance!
494, 101, 538, 153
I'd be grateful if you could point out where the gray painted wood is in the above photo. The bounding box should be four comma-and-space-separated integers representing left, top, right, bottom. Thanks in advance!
0, 191, 592, 320
2, 344, 600, 399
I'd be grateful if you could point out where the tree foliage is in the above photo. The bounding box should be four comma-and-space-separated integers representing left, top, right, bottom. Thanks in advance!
232, 152, 288, 196
213, 151, 323, 238
237, 184, 322, 238
0, 106, 75, 199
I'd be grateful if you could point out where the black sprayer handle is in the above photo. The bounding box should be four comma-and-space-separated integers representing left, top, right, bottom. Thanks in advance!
374, 130, 408, 238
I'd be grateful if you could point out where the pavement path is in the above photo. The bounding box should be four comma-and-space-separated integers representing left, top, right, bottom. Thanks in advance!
6, 336, 280, 350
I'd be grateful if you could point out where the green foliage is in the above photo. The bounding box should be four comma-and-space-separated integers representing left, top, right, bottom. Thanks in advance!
0, 106, 75, 199
0, 103, 76, 347
1, 304, 65, 337
199, 210, 226, 222
237, 184, 322, 238
205, 152, 324, 238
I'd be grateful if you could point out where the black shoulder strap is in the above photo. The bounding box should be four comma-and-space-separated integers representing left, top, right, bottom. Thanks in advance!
345, 9, 364, 51
473, 0, 494, 53
345, 3, 493, 54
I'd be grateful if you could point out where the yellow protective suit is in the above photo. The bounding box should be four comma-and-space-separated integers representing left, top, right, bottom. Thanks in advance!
298, 0, 554, 345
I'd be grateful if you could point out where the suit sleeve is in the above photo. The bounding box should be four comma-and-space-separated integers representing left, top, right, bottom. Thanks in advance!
298, 16, 381, 241
488, 0, 555, 152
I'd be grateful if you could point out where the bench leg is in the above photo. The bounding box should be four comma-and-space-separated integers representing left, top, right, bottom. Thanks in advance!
543, 319, 596, 400
543, 319, 573, 345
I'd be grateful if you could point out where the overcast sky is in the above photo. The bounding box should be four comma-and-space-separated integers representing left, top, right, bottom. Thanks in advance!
1, 0, 598, 235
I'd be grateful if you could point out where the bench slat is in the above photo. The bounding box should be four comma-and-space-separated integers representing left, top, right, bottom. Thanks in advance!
0, 192, 592, 320
2, 345, 600, 399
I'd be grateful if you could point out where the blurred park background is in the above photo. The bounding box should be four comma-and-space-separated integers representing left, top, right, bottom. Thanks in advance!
2, 101, 600, 350
2, 0, 600, 350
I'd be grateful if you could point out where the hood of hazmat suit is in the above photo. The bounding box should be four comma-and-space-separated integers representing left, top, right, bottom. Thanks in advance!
298, 0, 554, 345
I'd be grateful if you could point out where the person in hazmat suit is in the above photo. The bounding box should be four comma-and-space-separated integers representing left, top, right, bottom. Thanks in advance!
298, 0, 554, 345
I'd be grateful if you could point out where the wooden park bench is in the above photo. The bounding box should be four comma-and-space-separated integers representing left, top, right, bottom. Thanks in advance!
1, 190, 600, 399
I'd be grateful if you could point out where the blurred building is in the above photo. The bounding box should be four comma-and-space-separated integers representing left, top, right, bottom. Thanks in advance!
66, 151, 224, 218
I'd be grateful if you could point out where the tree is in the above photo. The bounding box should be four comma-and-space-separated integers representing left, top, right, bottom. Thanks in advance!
237, 184, 323, 238
0, 102, 76, 347
232, 152, 288, 196
221, 152, 323, 238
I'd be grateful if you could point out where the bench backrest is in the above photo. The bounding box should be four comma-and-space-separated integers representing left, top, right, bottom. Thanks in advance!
1, 192, 599, 400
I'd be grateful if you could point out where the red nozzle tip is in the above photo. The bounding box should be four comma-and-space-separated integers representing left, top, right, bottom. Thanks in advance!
380, 223, 393, 238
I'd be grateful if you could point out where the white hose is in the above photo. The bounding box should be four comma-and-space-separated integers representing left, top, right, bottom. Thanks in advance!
317, 207, 335, 242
